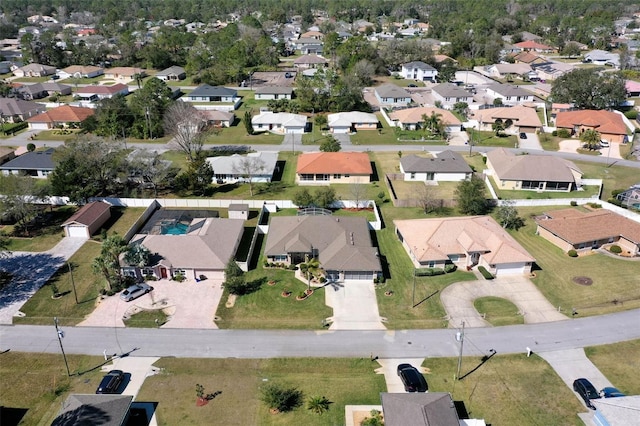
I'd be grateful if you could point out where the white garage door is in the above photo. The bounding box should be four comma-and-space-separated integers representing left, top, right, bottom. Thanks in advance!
495, 263, 527, 275
344, 271, 374, 280
196, 270, 225, 281
66, 225, 88, 238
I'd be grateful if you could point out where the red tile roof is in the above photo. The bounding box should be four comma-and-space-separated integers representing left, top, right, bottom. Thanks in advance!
27, 105, 94, 123
296, 152, 372, 174
555, 110, 627, 135
76, 83, 128, 95
514, 40, 554, 50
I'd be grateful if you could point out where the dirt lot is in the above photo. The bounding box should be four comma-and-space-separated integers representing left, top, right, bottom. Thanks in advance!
245, 71, 296, 88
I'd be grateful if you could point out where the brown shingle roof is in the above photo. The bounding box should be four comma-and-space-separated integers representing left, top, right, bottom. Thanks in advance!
296, 152, 372, 175
536, 208, 640, 244
62, 201, 111, 227
27, 105, 94, 124
487, 148, 581, 182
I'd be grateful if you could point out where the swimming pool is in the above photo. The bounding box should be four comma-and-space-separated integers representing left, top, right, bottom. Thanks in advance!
161, 222, 189, 235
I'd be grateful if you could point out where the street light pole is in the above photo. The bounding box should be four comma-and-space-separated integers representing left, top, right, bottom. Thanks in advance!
456, 321, 465, 380
54, 317, 71, 376
68, 262, 78, 304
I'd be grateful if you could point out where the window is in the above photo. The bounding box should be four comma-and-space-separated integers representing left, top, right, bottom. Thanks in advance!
316, 174, 329, 181
273, 255, 287, 262
410, 173, 416, 179
174, 269, 186, 277
123, 269, 136, 277
449, 255, 459, 262
142, 268, 154, 276
300, 174, 313, 181
333, 174, 342, 179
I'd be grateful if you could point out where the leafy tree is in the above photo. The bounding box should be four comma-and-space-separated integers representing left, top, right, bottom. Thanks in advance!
307, 395, 331, 415
314, 114, 327, 131
455, 176, 489, 215
93, 95, 134, 138
0, 231, 10, 260
320, 136, 341, 152
123, 244, 151, 268
232, 155, 266, 197
92, 234, 128, 292
292, 188, 314, 207
244, 110, 254, 135
551, 69, 627, 110
174, 156, 213, 195
260, 383, 303, 413
493, 97, 503, 106
580, 129, 601, 150
422, 111, 444, 136
225, 260, 244, 279
453, 102, 469, 119
492, 119, 505, 136
0, 174, 39, 236
127, 149, 174, 197
496, 201, 525, 230
561, 42, 581, 58
314, 186, 337, 209
164, 101, 207, 162
129, 77, 174, 139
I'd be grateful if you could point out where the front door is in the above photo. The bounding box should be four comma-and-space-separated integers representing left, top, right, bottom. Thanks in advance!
470, 253, 480, 266
160, 268, 168, 279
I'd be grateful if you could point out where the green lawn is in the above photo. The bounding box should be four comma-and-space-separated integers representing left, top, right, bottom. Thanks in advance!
574, 161, 640, 201
6, 205, 77, 252
203, 120, 285, 145
506, 206, 640, 316
585, 340, 640, 396
32, 129, 83, 141
474, 296, 524, 326
124, 308, 169, 327
467, 129, 518, 148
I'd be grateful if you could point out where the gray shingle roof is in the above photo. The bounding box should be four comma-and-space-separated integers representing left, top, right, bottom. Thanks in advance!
255, 86, 293, 95
432, 83, 472, 98
0, 148, 55, 171
52, 394, 133, 426
375, 83, 411, 98
400, 151, 472, 174
188, 84, 237, 98
487, 148, 581, 182
403, 61, 436, 71
381, 392, 461, 426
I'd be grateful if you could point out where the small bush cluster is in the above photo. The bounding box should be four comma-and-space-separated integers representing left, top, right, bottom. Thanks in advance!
373, 276, 386, 284
444, 264, 457, 273
567, 249, 578, 257
144, 274, 157, 281
477, 266, 494, 280
570, 201, 578, 206
263, 260, 297, 270
172, 273, 186, 282
415, 267, 445, 277
587, 202, 602, 209
609, 245, 622, 254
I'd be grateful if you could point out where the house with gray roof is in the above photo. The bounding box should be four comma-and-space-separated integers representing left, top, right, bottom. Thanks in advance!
485, 84, 534, 105
206, 151, 279, 183
52, 394, 134, 426
13, 63, 56, 77
374, 84, 412, 107
0, 98, 46, 122
16, 82, 72, 100
401, 61, 438, 82
381, 392, 474, 426
254, 86, 293, 100
486, 148, 582, 192
156, 65, 186, 81
251, 111, 307, 134
400, 150, 472, 182
184, 84, 240, 111
0, 148, 55, 178
431, 84, 474, 108
264, 215, 381, 282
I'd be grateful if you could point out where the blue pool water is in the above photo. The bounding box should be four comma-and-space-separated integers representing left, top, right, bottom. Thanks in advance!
161, 222, 189, 235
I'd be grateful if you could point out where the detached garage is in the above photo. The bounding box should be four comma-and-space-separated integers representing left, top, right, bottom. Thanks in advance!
61, 201, 112, 238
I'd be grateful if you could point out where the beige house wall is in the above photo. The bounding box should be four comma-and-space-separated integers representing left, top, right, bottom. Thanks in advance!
537, 226, 574, 252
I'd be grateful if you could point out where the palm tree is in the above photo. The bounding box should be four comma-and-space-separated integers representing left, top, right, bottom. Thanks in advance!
301, 256, 323, 292
492, 118, 505, 136
307, 395, 331, 415
580, 129, 601, 150
421, 111, 443, 136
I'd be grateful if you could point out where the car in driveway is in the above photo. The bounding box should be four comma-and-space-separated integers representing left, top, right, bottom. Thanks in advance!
519, 132, 527, 139
601, 387, 625, 398
397, 363, 428, 392
120, 283, 153, 302
96, 370, 124, 394
573, 378, 600, 409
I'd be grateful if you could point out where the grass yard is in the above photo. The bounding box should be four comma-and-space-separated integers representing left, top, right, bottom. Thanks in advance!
538, 133, 562, 151
585, 340, 640, 396
124, 308, 169, 327
99, 207, 146, 237
574, 160, 640, 201
467, 129, 518, 148
136, 357, 386, 426
33, 129, 84, 141
203, 120, 285, 145
0, 352, 111, 426
506, 206, 640, 316
5, 205, 77, 252
474, 296, 524, 326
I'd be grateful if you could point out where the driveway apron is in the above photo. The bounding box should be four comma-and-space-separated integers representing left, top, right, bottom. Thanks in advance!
325, 280, 386, 330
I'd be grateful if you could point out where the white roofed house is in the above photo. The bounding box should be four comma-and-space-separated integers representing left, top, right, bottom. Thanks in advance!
401, 61, 438, 82
206, 151, 279, 183
156, 65, 186, 81
184, 84, 241, 111
58, 65, 104, 79
327, 111, 379, 133
254, 86, 293, 100
201, 110, 234, 127
251, 111, 307, 134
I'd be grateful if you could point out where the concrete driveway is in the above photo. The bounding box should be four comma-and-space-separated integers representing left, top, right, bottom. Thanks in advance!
518, 132, 542, 150
77, 278, 224, 329
558, 139, 623, 160
440, 275, 568, 328
283, 133, 301, 148
325, 280, 386, 330
374, 358, 428, 393
334, 133, 351, 145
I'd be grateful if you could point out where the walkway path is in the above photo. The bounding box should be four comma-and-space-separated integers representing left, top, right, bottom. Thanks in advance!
440, 275, 568, 328
0, 236, 87, 324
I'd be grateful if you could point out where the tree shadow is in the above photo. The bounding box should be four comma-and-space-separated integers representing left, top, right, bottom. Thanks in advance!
0, 407, 28, 426
51, 403, 111, 426
0, 252, 65, 310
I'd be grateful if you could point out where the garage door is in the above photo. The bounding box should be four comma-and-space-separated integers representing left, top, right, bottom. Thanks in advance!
66, 225, 88, 238
495, 263, 527, 275
196, 270, 224, 281
344, 271, 373, 280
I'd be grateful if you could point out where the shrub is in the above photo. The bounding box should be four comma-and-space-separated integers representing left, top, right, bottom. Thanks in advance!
567, 249, 578, 257
551, 130, 558, 136
588, 202, 601, 209
260, 383, 303, 413
444, 264, 457, 273
415, 268, 445, 277
556, 129, 571, 138
477, 266, 494, 280
625, 109, 638, 119
378, 275, 386, 283
610, 245, 622, 254
298, 291, 307, 298
570, 201, 577, 206
144, 274, 157, 281
173, 274, 186, 282
26, 143, 36, 152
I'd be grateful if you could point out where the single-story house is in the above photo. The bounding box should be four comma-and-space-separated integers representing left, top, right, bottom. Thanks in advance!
555, 109, 628, 144
400, 150, 472, 182
484, 63, 534, 80
0, 98, 46, 122
184, 85, 240, 110
294, 37, 323, 54
251, 111, 307, 134
327, 111, 378, 133
431, 83, 474, 108
592, 396, 640, 426
293, 54, 329, 69
536, 208, 640, 255
103, 67, 146, 83
626, 80, 640, 97
530, 61, 575, 80
511, 51, 546, 65
16, 82, 72, 100
0, 147, 55, 178
58, 65, 104, 79
374, 84, 412, 107
485, 84, 534, 105
389, 107, 462, 133
206, 151, 279, 183
296, 151, 372, 185
201, 110, 234, 127
513, 40, 555, 53
156, 65, 186, 81
61, 201, 111, 238
486, 148, 583, 192
584, 50, 620, 67
124, 217, 245, 281
615, 183, 640, 209
471, 105, 543, 134
51, 394, 134, 426
264, 215, 381, 282
380, 392, 486, 426
394, 216, 535, 275
400, 61, 438, 82
75, 83, 129, 100
13, 63, 56, 77
27, 105, 95, 130
254, 86, 293, 100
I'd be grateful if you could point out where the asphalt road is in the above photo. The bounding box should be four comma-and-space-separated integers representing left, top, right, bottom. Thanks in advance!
2, 309, 639, 359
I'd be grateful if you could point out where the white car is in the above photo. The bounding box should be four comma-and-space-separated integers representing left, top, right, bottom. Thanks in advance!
600, 140, 610, 147
120, 283, 153, 302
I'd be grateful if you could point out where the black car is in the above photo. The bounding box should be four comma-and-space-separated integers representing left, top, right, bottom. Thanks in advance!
573, 378, 600, 409
397, 363, 428, 392
519, 132, 527, 139
96, 370, 124, 394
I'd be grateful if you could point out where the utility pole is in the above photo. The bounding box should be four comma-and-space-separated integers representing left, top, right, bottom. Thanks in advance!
456, 321, 465, 380
54, 317, 71, 376
68, 263, 78, 304
412, 268, 416, 307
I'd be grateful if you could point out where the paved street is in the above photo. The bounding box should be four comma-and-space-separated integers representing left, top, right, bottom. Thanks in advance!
2, 309, 639, 359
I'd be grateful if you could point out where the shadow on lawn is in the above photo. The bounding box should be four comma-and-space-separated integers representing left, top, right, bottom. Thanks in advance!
0, 252, 65, 309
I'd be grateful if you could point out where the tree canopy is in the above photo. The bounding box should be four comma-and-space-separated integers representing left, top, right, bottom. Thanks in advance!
455, 176, 490, 215
551, 69, 627, 110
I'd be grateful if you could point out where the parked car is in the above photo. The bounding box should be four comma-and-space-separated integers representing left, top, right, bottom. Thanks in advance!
120, 283, 153, 302
573, 378, 600, 409
601, 387, 625, 398
599, 140, 610, 148
519, 132, 527, 139
408, 83, 417, 87
96, 370, 124, 394
284, 72, 293, 78
397, 363, 428, 392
